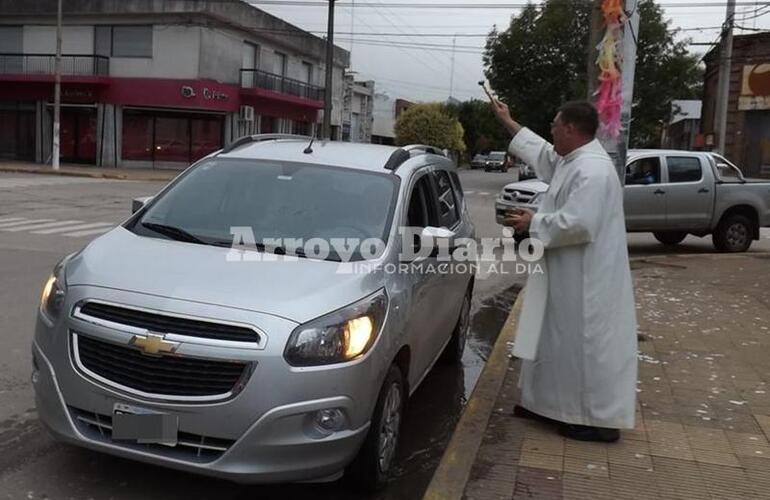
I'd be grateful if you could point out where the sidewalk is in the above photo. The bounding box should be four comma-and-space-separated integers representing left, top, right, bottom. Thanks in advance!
0, 160, 179, 182
425, 253, 770, 500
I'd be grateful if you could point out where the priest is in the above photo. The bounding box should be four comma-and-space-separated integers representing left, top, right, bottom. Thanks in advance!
490, 98, 638, 442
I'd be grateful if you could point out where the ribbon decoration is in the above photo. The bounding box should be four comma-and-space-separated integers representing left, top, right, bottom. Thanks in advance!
595, 0, 627, 139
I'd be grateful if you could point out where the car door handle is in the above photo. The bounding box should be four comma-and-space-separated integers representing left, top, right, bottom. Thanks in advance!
698, 188, 710, 193
654, 189, 666, 195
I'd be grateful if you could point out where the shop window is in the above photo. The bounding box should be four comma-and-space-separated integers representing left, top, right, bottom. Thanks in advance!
154, 116, 190, 162
191, 118, 223, 161
112, 26, 153, 58
122, 112, 153, 161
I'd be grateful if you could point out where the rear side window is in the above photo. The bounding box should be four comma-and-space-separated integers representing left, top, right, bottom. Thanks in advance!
667, 157, 703, 183
432, 170, 460, 228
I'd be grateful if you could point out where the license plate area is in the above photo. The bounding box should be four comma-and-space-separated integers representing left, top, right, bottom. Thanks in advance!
112, 403, 178, 446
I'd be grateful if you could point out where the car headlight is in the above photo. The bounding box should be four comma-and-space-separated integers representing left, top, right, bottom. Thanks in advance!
530, 193, 543, 205
40, 259, 68, 322
284, 289, 388, 367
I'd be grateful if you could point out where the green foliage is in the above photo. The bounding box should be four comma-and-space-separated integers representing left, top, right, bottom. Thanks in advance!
394, 103, 467, 153
483, 0, 703, 148
445, 99, 511, 157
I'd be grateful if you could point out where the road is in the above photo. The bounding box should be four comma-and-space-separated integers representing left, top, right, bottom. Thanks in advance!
1, 168, 768, 500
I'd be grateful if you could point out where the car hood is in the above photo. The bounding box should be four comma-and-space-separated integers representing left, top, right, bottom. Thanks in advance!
502, 179, 549, 193
66, 227, 384, 324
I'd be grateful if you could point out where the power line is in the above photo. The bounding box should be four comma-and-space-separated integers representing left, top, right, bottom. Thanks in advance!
249, 1, 770, 8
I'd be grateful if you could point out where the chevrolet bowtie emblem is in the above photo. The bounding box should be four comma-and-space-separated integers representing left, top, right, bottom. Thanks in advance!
129, 333, 178, 356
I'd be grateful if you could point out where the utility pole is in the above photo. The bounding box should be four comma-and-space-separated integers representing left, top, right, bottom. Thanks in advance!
349, 0, 355, 68
52, 0, 62, 170
323, 0, 336, 140
617, 0, 640, 180
586, 0, 603, 99
449, 35, 456, 100
714, 0, 736, 155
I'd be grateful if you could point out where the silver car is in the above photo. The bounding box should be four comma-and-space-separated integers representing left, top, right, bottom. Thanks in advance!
32, 136, 475, 490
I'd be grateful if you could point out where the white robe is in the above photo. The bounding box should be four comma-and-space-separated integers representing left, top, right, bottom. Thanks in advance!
508, 128, 638, 429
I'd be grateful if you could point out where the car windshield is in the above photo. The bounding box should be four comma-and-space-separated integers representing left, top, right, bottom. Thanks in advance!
129, 158, 399, 261
488, 153, 505, 160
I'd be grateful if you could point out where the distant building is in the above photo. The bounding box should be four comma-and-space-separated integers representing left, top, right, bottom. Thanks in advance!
662, 100, 702, 150
342, 73, 374, 143
0, 0, 349, 168
372, 94, 414, 146
702, 32, 770, 177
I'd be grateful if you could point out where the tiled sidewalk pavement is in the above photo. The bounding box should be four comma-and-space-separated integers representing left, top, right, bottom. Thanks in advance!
463, 254, 770, 500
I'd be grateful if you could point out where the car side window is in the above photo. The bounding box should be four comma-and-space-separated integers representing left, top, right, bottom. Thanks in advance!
431, 170, 460, 228
667, 156, 703, 183
406, 175, 439, 251
448, 171, 464, 203
625, 157, 662, 185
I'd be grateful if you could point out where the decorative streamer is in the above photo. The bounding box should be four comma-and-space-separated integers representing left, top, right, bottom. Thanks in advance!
594, 0, 627, 139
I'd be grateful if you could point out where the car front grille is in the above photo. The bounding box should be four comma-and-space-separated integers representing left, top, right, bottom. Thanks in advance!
69, 406, 235, 463
77, 302, 260, 343
502, 188, 537, 203
74, 333, 250, 399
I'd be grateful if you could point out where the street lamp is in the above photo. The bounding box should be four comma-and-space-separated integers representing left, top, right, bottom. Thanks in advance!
323, 0, 335, 140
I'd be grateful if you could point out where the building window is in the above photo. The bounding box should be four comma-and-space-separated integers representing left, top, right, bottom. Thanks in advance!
294, 121, 311, 136
0, 26, 22, 53
301, 62, 313, 84
122, 110, 223, 164
274, 52, 287, 77
112, 26, 153, 58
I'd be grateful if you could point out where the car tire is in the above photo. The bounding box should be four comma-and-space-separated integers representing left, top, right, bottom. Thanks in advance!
653, 231, 687, 246
713, 214, 754, 253
348, 365, 405, 492
441, 290, 471, 364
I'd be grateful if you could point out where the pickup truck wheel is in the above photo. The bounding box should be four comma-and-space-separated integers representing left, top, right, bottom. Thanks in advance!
653, 232, 687, 246
713, 214, 754, 253
348, 365, 405, 492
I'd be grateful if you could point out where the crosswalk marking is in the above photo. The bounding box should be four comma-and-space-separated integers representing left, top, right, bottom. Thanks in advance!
0, 217, 26, 224
2, 220, 84, 232
32, 221, 114, 235
0, 219, 54, 229
0, 217, 115, 238
63, 227, 114, 238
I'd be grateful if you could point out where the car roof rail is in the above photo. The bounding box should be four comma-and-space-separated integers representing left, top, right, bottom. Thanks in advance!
384, 144, 447, 172
403, 144, 447, 157
219, 134, 310, 155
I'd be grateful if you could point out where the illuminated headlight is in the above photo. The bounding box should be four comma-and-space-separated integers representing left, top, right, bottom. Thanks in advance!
284, 289, 388, 367
40, 259, 68, 322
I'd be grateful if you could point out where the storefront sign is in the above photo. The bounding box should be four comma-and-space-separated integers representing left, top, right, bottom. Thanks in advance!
181, 85, 229, 102
739, 64, 770, 111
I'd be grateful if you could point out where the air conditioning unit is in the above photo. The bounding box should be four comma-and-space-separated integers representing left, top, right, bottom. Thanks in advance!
239, 105, 255, 122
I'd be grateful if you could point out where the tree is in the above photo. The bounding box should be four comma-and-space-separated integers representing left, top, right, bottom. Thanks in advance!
483, 0, 702, 148
395, 103, 466, 153
445, 99, 511, 156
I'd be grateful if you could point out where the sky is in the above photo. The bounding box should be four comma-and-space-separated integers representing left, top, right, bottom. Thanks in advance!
254, 1, 770, 103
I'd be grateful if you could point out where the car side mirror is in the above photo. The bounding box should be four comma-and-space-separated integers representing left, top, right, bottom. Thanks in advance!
131, 196, 153, 214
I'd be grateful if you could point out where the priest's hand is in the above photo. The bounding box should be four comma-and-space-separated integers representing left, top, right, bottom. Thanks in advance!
487, 96, 522, 136
503, 208, 533, 233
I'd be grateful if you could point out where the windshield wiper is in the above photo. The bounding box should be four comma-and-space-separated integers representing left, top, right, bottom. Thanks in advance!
141, 222, 207, 245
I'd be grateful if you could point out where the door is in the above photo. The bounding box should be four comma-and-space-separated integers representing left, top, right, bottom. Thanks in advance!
401, 172, 445, 388
662, 155, 714, 230
59, 108, 97, 164
623, 156, 666, 230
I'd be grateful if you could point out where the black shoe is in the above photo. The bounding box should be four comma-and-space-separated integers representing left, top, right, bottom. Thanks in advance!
513, 405, 552, 423
560, 424, 620, 443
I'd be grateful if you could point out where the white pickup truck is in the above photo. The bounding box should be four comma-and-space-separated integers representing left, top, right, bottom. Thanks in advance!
496, 150, 770, 252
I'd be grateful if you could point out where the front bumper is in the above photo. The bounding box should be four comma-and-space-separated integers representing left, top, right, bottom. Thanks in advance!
31, 287, 386, 484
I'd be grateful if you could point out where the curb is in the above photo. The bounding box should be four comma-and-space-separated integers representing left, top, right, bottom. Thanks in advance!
423, 287, 525, 500
0, 166, 177, 182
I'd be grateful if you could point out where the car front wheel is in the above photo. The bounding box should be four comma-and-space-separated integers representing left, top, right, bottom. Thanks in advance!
348, 365, 405, 492
653, 231, 687, 246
